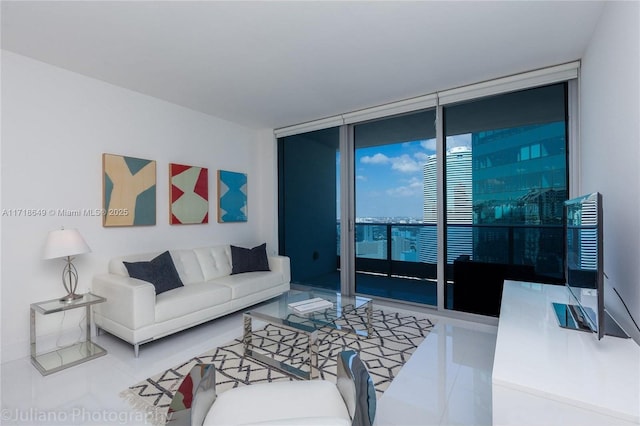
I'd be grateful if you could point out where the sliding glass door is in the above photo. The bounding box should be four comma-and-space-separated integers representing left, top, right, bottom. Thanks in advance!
352, 110, 437, 305
278, 127, 341, 290
277, 111, 438, 303
443, 83, 568, 312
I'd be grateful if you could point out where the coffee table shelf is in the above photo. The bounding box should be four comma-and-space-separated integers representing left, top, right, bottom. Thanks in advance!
243, 289, 372, 379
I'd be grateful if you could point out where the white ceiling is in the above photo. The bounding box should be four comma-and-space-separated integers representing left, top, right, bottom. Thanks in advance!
1, 1, 605, 130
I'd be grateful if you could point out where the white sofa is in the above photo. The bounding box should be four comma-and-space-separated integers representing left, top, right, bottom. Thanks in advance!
91, 245, 290, 356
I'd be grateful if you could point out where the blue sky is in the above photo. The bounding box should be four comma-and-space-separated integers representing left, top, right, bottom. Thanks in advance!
346, 134, 471, 218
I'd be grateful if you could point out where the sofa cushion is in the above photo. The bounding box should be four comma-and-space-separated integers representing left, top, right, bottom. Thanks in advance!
170, 249, 205, 285
155, 281, 232, 323
109, 252, 161, 276
194, 246, 233, 280
123, 251, 184, 295
230, 243, 270, 274
212, 270, 284, 299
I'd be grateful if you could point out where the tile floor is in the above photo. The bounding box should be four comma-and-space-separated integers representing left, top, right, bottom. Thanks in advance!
1, 301, 497, 425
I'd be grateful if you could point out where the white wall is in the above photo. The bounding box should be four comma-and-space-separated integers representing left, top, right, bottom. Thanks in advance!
0, 51, 278, 361
580, 1, 640, 343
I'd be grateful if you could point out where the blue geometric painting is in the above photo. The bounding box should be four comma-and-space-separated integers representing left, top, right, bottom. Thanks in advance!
217, 170, 247, 223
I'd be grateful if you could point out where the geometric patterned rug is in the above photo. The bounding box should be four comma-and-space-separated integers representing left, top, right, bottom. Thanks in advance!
120, 308, 435, 424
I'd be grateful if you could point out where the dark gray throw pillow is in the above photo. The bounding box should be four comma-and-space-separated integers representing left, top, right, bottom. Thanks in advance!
230, 243, 270, 274
124, 251, 184, 295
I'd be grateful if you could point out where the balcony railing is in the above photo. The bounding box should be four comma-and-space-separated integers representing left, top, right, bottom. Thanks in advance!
338, 222, 565, 284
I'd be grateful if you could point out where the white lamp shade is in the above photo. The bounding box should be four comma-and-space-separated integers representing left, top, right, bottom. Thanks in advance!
43, 228, 91, 259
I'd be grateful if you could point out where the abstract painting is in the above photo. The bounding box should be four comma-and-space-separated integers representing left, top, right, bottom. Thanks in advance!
217, 170, 247, 223
169, 163, 209, 224
102, 153, 156, 227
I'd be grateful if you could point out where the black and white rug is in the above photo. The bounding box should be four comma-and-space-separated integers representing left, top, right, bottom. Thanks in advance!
120, 308, 435, 424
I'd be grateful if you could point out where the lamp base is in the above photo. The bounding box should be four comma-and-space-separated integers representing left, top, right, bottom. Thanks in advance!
60, 293, 84, 303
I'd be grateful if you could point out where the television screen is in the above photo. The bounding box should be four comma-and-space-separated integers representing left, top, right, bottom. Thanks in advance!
564, 192, 603, 337
555, 192, 628, 340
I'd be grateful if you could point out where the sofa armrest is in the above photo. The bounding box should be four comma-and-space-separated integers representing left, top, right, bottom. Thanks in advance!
92, 274, 156, 330
268, 255, 291, 283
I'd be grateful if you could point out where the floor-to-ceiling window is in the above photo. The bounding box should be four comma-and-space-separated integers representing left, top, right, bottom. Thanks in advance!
276, 64, 577, 315
443, 83, 568, 311
352, 110, 437, 305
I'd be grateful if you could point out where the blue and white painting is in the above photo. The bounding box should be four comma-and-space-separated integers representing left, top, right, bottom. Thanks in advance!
217, 170, 247, 222
103, 153, 156, 227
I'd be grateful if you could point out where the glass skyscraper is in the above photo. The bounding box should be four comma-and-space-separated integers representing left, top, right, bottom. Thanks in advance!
419, 120, 567, 279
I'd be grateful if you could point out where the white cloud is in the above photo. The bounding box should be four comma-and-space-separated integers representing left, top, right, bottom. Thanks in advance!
414, 151, 431, 163
361, 153, 390, 164
385, 177, 423, 197
361, 141, 438, 175
361, 152, 421, 173
390, 154, 421, 173
421, 139, 436, 152
356, 175, 367, 181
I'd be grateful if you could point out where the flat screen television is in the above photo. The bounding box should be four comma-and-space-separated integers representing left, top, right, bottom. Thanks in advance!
553, 192, 628, 339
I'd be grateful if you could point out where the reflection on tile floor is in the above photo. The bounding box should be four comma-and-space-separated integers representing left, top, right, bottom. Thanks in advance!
1, 302, 497, 425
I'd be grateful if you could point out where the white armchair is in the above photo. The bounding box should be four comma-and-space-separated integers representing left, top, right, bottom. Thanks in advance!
168, 350, 376, 426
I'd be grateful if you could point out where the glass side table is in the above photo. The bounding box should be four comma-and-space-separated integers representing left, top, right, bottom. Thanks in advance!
30, 293, 107, 375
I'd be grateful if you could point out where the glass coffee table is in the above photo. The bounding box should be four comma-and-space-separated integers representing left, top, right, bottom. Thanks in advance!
243, 288, 372, 379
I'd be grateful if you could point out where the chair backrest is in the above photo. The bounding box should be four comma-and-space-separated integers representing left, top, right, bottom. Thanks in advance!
336, 350, 376, 426
187, 351, 374, 426
166, 363, 217, 426
189, 364, 217, 426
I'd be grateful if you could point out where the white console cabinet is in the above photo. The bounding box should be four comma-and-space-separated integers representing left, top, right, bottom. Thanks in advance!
492, 280, 640, 425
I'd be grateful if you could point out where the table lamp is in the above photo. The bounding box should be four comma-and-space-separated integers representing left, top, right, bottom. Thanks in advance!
43, 227, 91, 302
